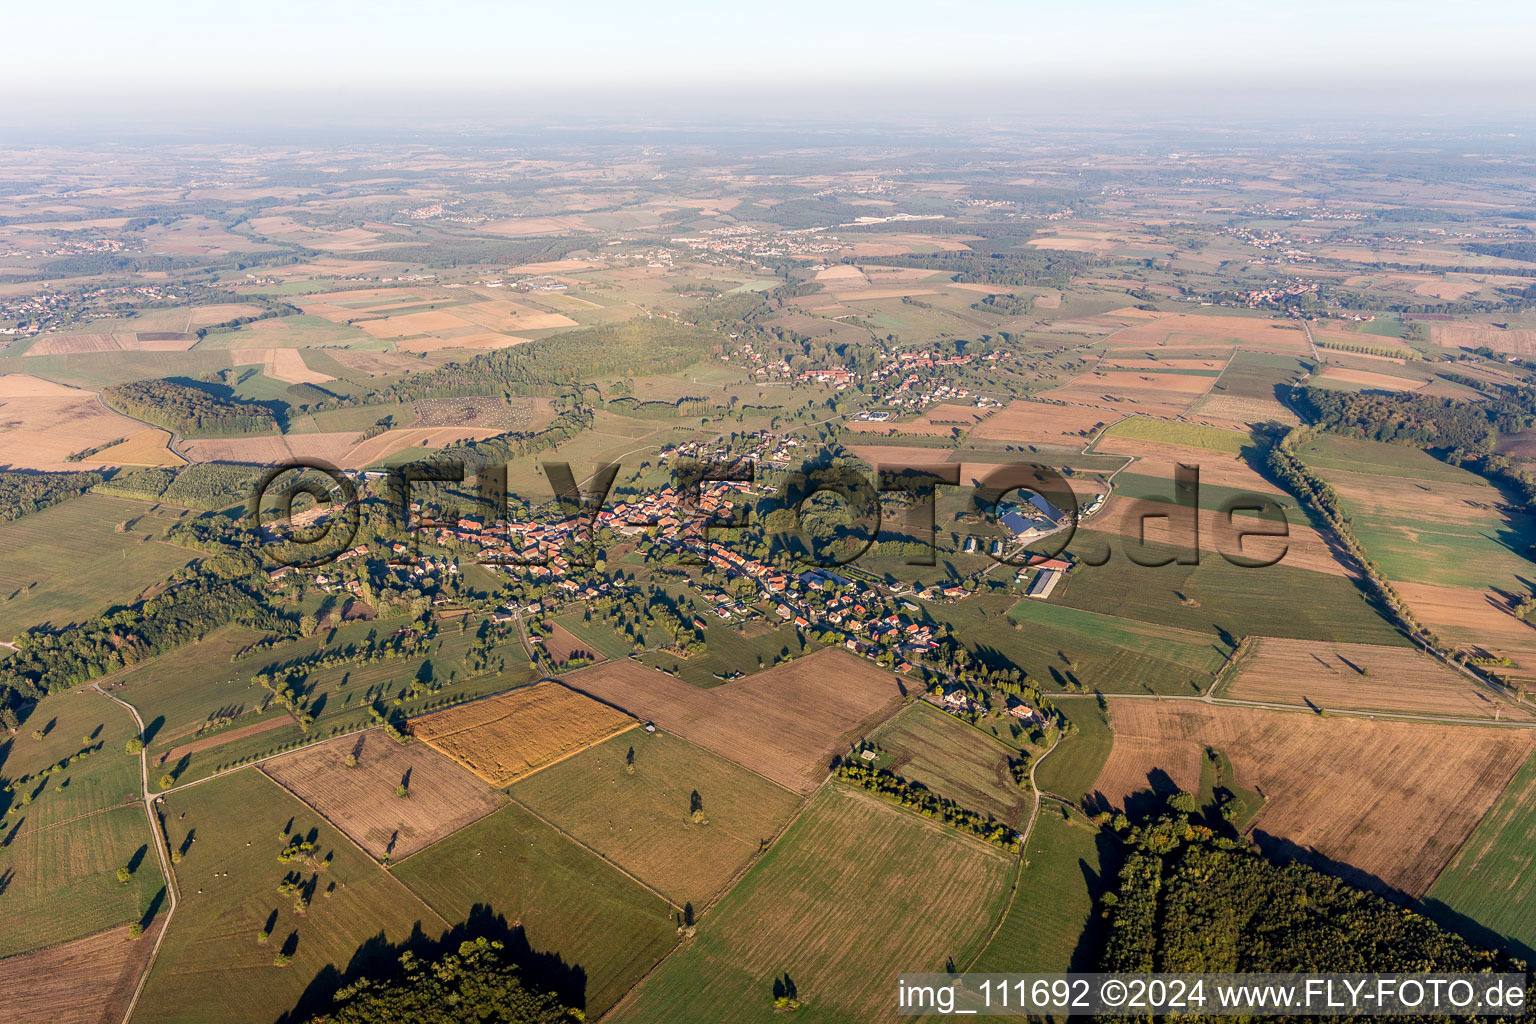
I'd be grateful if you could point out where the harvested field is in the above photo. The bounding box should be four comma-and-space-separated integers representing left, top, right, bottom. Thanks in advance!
1431, 324, 1536, 355
562, 649, 906, 795
1427, 754, 1536, 959
356, 309, 475, 338
1091, 700, 1536, 895
544, 621, 606, 666
968, 399, 1119, 447
324, 349, 430, 376
1188, 393, 1299, 428
1088, 437, 1286, 493
510, 730, 804, 906
226, 347, 333, 384
1035, 369, 1215, 419
91, 428, 179, 466
455, 299, 578, 333
1090, 493, 1345, 576
870, 701, 1027, 825
1389, 581, 1536, 685
262, 729, 506, 860
24, 333, 132, 356
1222, 637, 1523, 718
411, 681, 637, 786
608, 785, 1011, 1024
1102, 313, 1310, 355
1314, 366, 1425, 392
0, 919, 164, 1024
0, 374, 147, 470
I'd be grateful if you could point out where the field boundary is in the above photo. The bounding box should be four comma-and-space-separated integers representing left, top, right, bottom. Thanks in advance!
500, 792, 684, 912
250, 766, 453, 927
963, 733, 1062, 970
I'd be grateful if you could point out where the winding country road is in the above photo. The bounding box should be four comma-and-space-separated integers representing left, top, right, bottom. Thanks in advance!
93, 683, 177, 1024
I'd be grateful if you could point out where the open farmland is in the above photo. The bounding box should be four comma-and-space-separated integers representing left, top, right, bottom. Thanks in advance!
0, 374, 148, 470
261, 729, 506, 860
1391, 582, 1536, 687
0, 494, 197, 637
1090, 700, 1536, 896
1099, 312, 1311, 355
0, 806, 163, 957
1426, 753, 1536, 960
542, 621, 607, 667
390, 801, 678, 1017
1034, 700, 1114, 804
2, 690, 142, 829
1220, 637, 1522, 719
967, 399, 1118, 447
562, 649, 906, 795
136, 769, 447, 1024
1299, 434, 1536, 591
0, 919, 164, 1024
411, 681, 637, 786
608, 785, 1012, 1024
972, 807, 1114, 973
869, 701, 1027, 825
1035, 368, 1217, 419
510, 730, 803, 906
969, 600, 1228, 696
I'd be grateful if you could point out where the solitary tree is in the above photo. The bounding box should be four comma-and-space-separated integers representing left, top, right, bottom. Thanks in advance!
116, 866, 132, 884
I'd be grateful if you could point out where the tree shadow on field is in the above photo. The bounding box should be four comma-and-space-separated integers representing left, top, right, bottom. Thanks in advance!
1067, 828, 1124, 972
1250, 830, 1408, 900
1122, 768, 1182, 821
274, 904, 588, 1024
1419, 897, 1536, 966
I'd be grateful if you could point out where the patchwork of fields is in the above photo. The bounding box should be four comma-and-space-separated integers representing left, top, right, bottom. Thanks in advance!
609, 785, 1013, 1023
1092, 699, 1536, 896
562, 650, 906, 794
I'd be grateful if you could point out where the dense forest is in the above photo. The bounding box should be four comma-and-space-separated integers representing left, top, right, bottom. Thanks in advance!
1294, 384, 1536, 452
102, 379, 277, 435
1100, 804, 1522, 978
307, 938, 581, 1024
0, 470, 104, 520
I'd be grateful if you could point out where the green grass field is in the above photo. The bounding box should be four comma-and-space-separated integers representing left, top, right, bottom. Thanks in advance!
610, 784, 1012, 1024
0, 494, 198, 637
137, 769, 444, 1024
554, 612, 646, 661
638, 621, 813, 688
1299, 435, 1536, 591
1425, 754, 1536, 962
509, 730, 803, 907
390, 801, 678, 1017
965, 599, 1228, 696
1053, 533, 1405, 647
972, 806, 1115, 973
1102, 415, 1251, 454
1035, 700, 1114, 806
869, 701, 1027, 825
0, 805, 164, 957
2, 690, 141, 829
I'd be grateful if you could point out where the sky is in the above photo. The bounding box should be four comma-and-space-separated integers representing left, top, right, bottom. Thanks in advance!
5, 1, 1536, 126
